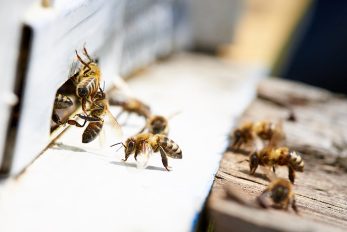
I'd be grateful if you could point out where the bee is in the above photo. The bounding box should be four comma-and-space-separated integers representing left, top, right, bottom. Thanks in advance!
229, 120, 284, 151
257, 178, 298, 213
70, 47, 101, 112
229, 121, 254, 151
249, 146, 304, 183
137, 115, 169, 135
68, 88, 121, 143
111, 133, 182, 171
108, 92, 151, 120
52, 93, 73, 125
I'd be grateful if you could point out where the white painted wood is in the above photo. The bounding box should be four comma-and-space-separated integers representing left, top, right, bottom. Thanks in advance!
8, 0, 125, 174
0, 0, 36, 169
0, 53, 266, 232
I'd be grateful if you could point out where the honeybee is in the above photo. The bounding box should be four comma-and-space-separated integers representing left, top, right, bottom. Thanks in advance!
111, 133, 182, 171
229, 120, 284, 151
70, 47, 101, 112
229, 121, 254, 151
137, 115, 169, 135
52, 93, 73, 125
68, 88, 121, 143
249, 146, 304, 183
108, 92, 151, 119
257, 178, 298, 213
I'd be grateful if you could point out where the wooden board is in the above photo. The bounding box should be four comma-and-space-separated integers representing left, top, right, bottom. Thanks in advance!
0, 53, 265, 232
208, 78, 347, 232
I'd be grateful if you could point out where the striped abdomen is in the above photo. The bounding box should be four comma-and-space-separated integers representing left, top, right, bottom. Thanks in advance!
54, 93, 73, 109
158, 135, 182, 159
82, 121, 103, 143
288, 151, 304, 172
76, 76, 99, 98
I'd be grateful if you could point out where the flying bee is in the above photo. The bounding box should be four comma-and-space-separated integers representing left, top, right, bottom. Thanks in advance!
252, 120, 284, 145
257, 178, 298, 213
229, 121, 254, 151
145, 115, 169, 135
111, 133, 182, 171
52, 93, 73, 125
68, 88, 121, 143
229, 120, 284, 151
249, 146, 304, 183
108, 92, 151, 120
70, 47, 101, 112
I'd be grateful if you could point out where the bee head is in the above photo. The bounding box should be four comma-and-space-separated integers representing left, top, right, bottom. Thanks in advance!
125, 138, 136, 155
271, 184, 289, 203
77, 87, 88, 98
249, 152, 259, 175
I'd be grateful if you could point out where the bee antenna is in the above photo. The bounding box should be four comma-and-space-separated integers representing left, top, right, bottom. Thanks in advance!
75, 50, 90, 69
110, 142, 125, 148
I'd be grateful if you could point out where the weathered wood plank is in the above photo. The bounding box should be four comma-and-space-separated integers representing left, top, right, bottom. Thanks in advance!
209, 78, 347, 232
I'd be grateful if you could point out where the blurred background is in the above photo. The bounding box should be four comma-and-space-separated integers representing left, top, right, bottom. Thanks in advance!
1, 0, 347, 231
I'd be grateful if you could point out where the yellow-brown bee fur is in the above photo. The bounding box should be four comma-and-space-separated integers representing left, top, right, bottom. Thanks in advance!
257, 178, 298, 213
229, 120, 284, 151
68, 88, 121, 143
229, 121, 254, 151
112, 133, 182, 171
71, 47, 101, 112
249, 146, 304, 183
52, 93, 73, 124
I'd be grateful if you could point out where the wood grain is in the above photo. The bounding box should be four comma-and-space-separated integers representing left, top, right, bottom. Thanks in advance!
209, 78, 347, 232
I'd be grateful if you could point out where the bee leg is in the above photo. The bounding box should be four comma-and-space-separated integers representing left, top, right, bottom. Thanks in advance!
67, 119, 87, 127
291, 197, 299, 214
159, 147, 171, 171
77, 114, 101, 122
249, 152, 259, 175
75, 50, 91, 70
137, 125, 147, 135
272, 166, 276, 173
81, 98, 88, 114
83, 46, 93, 63
122, 153, 131, 162
288, 166, 295, 184
134, 148, 139, 161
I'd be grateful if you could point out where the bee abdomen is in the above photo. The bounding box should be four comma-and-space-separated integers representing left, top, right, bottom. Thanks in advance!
82, 121, 103, 143
159, 136, 182, 159
54, 94, 73, 109
77, 77, 98, 98
289, 151, 304, 171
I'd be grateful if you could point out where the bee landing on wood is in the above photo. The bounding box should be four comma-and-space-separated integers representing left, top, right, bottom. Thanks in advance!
52, 93, 73, 125
229, 120, 284, 152
111, 133, 182, 171
249, 146, 304, 183
257, 178, 298, 213
70, 47, 101, 113
68, 88, 121, 143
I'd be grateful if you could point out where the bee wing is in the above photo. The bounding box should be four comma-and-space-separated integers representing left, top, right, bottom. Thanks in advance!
106, 109, 123, 138
269, 120, 284, 148
136, 142, 153, 169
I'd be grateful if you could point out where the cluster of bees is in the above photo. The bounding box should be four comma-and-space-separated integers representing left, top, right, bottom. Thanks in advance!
230, 120, 304, 213
52, 47, 182, 171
